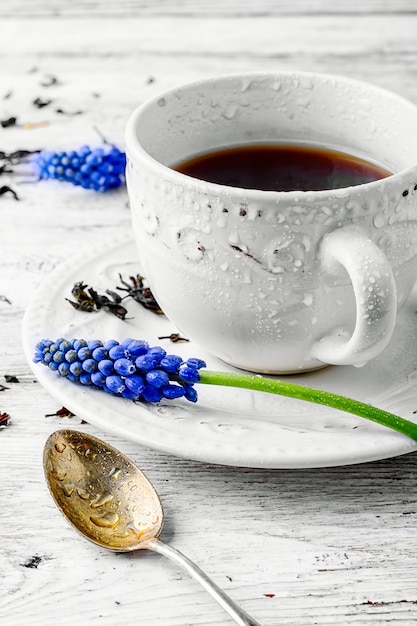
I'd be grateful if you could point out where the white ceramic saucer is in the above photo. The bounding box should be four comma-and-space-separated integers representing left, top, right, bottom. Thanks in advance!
22, 237, 417, 468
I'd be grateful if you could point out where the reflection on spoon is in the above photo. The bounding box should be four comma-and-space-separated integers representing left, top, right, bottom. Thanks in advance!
43, 430, 262, 626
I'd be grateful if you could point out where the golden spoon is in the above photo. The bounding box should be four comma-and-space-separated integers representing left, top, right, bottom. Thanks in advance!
44, 429, 262, 626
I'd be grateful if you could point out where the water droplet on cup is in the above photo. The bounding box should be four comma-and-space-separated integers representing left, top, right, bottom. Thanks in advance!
240, 78, 253, 92
221, 105, 237, 120
373, 213, 385, 228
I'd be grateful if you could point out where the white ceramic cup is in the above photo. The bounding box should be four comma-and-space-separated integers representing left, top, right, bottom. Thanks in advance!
125, 71, 417, 373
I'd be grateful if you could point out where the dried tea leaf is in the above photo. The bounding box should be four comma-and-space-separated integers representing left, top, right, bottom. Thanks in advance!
0, 412, 10, 427
55, 107, 83, 116
33, 97, 52, 109
66, 281, 129, 320
45, 406, 74, 418
117, 273, 163, 314
0, 186, 19, 200
158, 333, 189, 343
0, 116, 17, 128
21, 555, 42, 568
66, 281, 96, 312
89, 287, 129, 320
4, 375, 19, 383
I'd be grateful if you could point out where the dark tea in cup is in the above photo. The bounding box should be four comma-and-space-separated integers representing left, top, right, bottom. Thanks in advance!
174, 143, 391, 192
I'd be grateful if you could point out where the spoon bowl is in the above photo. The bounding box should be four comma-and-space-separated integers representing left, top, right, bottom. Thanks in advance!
44, 429, 163, 551
44, 429, 261, 626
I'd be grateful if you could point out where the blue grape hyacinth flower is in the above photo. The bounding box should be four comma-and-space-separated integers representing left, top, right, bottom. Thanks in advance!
34, 337, 205, 402
31, 145, 126, 192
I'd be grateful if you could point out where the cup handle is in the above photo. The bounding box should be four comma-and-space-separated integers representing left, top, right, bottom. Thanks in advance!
311, 226, 397, 366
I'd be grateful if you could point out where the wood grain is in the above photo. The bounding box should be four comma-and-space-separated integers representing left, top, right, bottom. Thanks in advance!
2, 0, 417, 18
2, 3, 417, 625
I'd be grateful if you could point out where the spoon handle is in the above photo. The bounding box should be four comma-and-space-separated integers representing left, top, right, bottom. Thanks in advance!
145, 538, 263, 626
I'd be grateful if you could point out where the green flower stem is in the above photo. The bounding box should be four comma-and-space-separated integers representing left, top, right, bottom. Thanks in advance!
198, 370, 417, 441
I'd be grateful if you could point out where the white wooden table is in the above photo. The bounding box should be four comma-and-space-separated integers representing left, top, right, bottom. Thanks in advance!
2, 2, 417, 625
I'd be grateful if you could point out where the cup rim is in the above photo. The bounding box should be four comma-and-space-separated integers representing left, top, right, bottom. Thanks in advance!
125, 70, 417, 200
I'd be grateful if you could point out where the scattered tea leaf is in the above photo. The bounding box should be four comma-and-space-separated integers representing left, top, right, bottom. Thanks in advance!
66, 281, 96, 312
0, 295, 12, 305
4, 375, 19, 383
1, 149, 40, 162
0, 186, 19, 200
0, 164, 13, 175
89, 287, 129, 320
117, 273, 163, 314
0, 116, 17, 128
45, 406, 74, 418
0, 412, 10, 427
66, 281, 129, 320
67, 274, 161, 320
21, 555, 42, 569
158, 333, 189, 343
33, 96, 52, 109
55, 107, 83, 116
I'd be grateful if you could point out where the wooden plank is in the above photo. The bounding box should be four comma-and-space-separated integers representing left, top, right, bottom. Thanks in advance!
1, 0, 417, 18
0, 16, 416, 100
